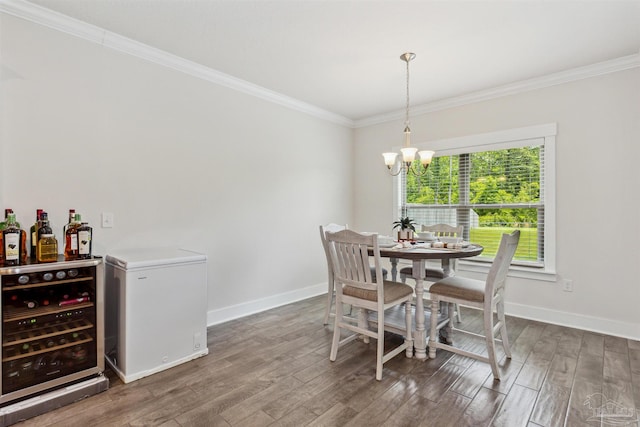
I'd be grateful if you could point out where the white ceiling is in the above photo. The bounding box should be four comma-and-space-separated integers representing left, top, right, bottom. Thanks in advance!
24, 0, 640, 122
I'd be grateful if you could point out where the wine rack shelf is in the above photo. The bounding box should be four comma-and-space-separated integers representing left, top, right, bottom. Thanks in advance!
3, 318, 94, 347
3, 333, 93, 362
2, 302, 94, 323
2, 277, 92, 291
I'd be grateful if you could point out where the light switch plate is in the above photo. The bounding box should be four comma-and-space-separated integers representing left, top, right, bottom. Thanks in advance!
101, 212, 114, 228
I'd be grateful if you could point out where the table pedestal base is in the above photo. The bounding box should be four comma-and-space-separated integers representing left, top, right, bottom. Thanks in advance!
368, 302, 450, 359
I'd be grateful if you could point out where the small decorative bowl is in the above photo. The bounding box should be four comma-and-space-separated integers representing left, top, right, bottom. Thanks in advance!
416, 232, 436, 241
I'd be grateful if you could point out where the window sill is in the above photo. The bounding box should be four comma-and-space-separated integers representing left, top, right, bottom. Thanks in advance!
458, 260, 557, 282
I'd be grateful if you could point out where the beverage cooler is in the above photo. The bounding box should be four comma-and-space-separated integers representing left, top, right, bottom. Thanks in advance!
0, 257, 108, 425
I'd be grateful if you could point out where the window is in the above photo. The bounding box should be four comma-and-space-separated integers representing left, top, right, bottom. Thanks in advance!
394, 124, 557, 279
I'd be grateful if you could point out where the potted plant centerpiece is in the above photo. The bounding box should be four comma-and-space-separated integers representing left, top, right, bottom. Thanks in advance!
392, 216, 416, 241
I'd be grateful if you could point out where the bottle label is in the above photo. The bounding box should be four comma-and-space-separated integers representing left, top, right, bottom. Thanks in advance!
70, 234, 78, 250
78, 230, 91, 255
38, 238, 58, 262
4, 233, 20, 260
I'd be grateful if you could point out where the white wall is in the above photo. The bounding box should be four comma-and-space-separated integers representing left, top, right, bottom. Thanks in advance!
0, 14, 353, 323
354, 68, 640, 339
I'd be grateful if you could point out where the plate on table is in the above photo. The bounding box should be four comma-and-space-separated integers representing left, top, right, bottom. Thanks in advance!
377, 236, 397, 248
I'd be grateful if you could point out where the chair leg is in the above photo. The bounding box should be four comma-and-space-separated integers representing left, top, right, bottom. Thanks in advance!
405, 298, 414, 358
359, 308, 370, 344
497, 300, 512, 359
444, 302, 455, 344
329, 297, 343, 362
428, 298, 440, 359
376, 312, 385, 381
323, 278, 334, 325
484, 308, 501, 380
454, 303, 463, 323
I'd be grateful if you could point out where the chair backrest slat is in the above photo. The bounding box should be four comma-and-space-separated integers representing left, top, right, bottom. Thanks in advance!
485, 230, 520, 305
326, 229, 380, 293
319, 223, 347, 280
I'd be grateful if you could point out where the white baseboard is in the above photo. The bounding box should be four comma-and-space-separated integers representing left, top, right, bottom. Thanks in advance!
205, 284, 639, 341
505, 302, 639, 341
105, 349, 209, 384
207, 282, 327, 326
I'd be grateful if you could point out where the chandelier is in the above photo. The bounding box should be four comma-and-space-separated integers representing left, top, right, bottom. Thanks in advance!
382, 52, 434, 176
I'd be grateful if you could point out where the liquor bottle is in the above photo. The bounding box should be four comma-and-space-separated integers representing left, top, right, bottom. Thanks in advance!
37, 234, 58, 263
64, 213, 81, 260
30, 209, 43, 260
37, 212, 53, 241
62, 209, 75, 237
5, 209, 28, 264
0, 209, 7, 263
2, 213, 22, 266
0, 209, 14, 264
77, 222, 92, 259
7, 293, 21, 308
24, 300, 38, 309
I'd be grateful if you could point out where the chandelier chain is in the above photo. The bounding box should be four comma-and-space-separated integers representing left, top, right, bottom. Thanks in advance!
405, 57, 410, 127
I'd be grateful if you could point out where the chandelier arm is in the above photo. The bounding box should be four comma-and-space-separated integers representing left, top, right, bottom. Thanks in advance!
386, 158, 404, 176
388, 167, 403, 177
408, 162, 431, 177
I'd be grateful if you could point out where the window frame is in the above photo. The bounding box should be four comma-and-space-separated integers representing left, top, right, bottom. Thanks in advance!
392, 123, 557, 282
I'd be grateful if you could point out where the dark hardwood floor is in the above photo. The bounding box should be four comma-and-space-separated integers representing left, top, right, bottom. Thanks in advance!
13, 295, 640, 427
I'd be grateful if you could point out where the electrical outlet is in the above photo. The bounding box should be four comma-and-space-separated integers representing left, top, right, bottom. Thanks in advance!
101, 212, 114, 228
562, 279, 573, 292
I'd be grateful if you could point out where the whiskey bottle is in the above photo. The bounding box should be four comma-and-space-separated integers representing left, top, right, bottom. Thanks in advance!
37, 234, 58, 263
64, 213, 81, 260
0, 211, 5, 263
2, 213, 22, 266
62, 209, 75, 237
37, 212, 52, 239
7, 209, 28, 264
30, 209, 43, 260
77, 222, 92, 259
1, 209, 27, 265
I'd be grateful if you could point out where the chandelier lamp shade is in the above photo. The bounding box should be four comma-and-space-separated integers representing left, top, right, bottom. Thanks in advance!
383, 52, 435, 176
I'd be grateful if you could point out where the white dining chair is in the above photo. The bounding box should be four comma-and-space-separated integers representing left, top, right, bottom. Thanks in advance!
326, 229, 413, 380
428, 230, 520, 380
320, 223, 347, 325
320, 224, 388, 325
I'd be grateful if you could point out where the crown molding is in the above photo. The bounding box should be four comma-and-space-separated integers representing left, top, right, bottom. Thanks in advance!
355, 52, 640, 128
0, 0, 106, 42
0, 0, 355, 127
2, 0, 638, 130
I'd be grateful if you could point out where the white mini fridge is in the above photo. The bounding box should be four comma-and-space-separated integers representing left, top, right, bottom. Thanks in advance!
104, 248, 208, 383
